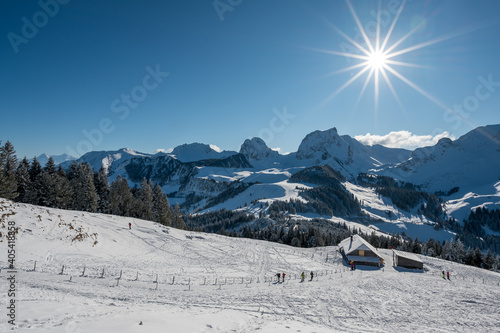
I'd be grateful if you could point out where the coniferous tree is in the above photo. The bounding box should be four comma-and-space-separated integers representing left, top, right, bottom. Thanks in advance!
94, 166, 110, 213
26, 157, 43, 204
39, 159, 58, 207
172, 203, 185, 229
54, 165, 73, 209
70, 163, 98, 212
464, 247, 475, 266
110, 176, 133, 216
484, 250, 495, 270
473, 248, 483, 267
152, 184, 173, 226
0, 141, 19, 199
15, 157, 31, 203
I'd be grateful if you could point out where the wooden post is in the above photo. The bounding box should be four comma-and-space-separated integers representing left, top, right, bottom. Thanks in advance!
155, 274, 158, 283
172, 276, 175, 285
116, 278, 119, 286
119, 270, 122, 279
33, 261, 37, 272
135, 271, 139, 281
82, 266, 86, 277
61, 265, 65, 275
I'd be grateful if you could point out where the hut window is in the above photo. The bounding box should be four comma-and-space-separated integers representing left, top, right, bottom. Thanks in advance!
359, 250, 365, 256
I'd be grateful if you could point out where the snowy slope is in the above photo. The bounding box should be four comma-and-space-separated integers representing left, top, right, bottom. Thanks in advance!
33, 153, 76, 165
62, 148, 153, 181
1, 199, 499, 332
169, 143, 237, 162
383, 125, 500, 193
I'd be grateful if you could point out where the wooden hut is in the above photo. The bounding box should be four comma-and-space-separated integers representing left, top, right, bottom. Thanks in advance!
392, 250, 423, 269
338, 235, 384, 267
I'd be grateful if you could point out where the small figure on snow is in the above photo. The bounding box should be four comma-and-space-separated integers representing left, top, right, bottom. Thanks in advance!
447, 271, 450, 280
129, 222, 132, 230
282, 272, 286, 282
350, 261, 354, 271
442, 270, 445, 279
277, 273, 281, 283
301, 272, 305, 282
310, 271, 314, 281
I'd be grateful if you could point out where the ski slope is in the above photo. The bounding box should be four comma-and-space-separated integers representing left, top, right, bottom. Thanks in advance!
1, 199, 499, 332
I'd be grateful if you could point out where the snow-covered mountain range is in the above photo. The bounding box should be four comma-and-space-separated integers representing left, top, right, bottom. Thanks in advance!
53, 124, 500, 234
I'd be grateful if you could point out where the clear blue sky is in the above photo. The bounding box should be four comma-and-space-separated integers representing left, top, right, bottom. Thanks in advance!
1, 0, 500, 158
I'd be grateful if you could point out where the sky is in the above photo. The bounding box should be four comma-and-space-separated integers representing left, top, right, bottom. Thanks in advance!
1, 0, 500, 159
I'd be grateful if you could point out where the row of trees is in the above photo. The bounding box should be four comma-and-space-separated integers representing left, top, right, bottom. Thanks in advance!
0, 141, 184, 229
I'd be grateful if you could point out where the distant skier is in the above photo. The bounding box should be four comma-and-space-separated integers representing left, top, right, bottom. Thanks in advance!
442, 270, 445, 279
447, 271, 450, 280
129, 222, 131, 230
277, 273, 281, 283
310, 271, 314, 281
282, 272, 286, 283
301, 272, 305, 282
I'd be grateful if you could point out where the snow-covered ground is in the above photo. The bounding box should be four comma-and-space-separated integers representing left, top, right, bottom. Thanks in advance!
1, 199, 499, 332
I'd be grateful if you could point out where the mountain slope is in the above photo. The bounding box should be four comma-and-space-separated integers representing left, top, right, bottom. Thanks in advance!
1, 199, 499, 332
383, 124, 500, 193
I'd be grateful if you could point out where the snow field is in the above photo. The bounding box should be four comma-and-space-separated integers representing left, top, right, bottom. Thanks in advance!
1, 200, 500, 332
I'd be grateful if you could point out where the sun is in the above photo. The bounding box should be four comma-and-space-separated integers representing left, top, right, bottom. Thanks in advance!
314, 0, 469, 115
367, 51, 386, 70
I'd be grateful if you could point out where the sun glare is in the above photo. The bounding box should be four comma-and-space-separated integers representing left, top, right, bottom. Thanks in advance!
368, 51, 386, 70
316, 0, 471, 115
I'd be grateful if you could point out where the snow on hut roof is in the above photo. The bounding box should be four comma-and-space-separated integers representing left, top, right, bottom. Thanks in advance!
392, 250, 423, 263
338, 234, 382, 258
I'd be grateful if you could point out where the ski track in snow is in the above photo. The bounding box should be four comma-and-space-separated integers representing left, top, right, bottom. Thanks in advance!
1, 199, 500, 332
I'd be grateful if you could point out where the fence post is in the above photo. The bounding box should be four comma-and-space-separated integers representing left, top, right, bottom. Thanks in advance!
155, 274, 158, 283
119, 270, 123, 279
172, 276, 175, 285
135, 271, 139, 281
61, 265, 65, 275
116, 278, 119, 286
82, 266, 86, 277
33, 261, 37, 272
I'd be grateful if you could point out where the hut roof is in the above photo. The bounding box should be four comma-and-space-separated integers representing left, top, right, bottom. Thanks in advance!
393, 250, 423, 263
338, 234, 382, 258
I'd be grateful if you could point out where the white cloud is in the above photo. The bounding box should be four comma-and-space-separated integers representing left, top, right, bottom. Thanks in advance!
354, 130, 456, 150
154, 148, 173, 154
209, 144, 222, 153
